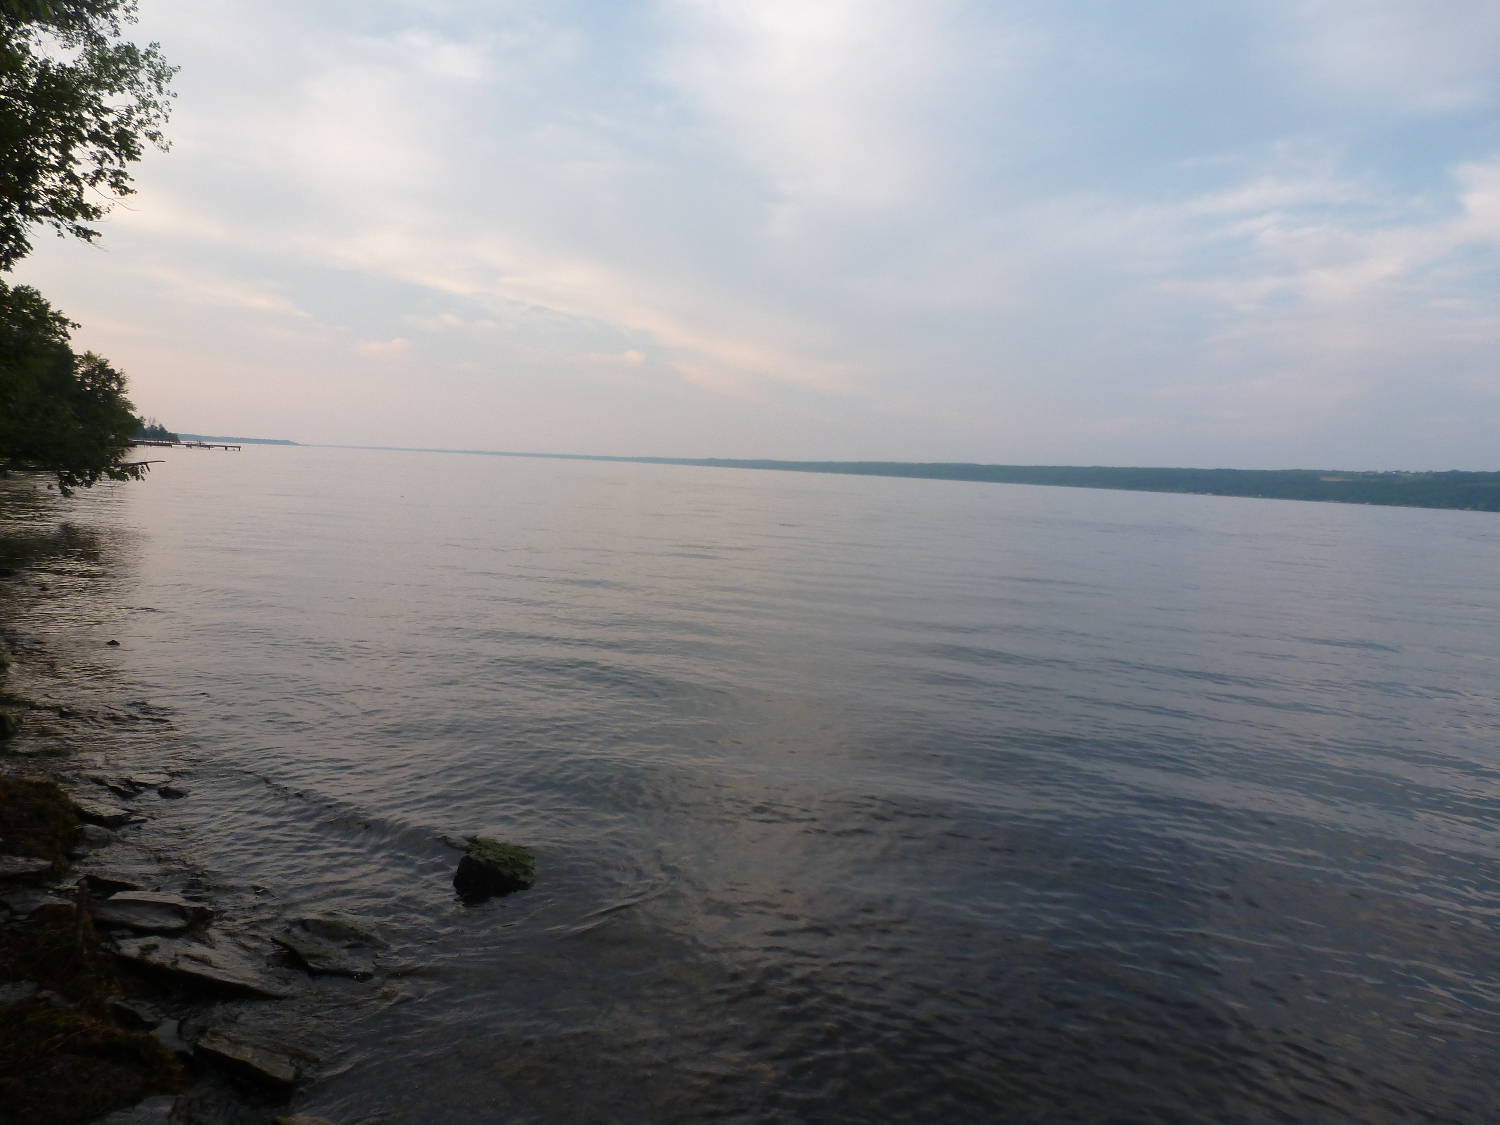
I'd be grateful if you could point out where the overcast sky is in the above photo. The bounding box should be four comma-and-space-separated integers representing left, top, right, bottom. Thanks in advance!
13, 0, 1500, 467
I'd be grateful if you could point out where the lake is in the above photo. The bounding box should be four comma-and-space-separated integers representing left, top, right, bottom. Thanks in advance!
5, 444, 1500, 1124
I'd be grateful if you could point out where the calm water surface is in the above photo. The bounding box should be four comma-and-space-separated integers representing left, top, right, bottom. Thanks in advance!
6, 445, 1500, 1124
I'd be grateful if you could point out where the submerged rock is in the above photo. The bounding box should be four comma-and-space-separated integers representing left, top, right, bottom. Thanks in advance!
71, 799, 143, 830
195, 1027, 313, 1096
91, 892, 208, 935
274, 1117, 338, 1125
71, 824, 120, 858
453, 837, 536, 901
296, 915, 382, 946
272, 933, 372, 981
93, 1094, 177, 1125
273, 915, 382, 979
92, 774, 169, 799
77, 822, 120, 850
113, 936, 290, 999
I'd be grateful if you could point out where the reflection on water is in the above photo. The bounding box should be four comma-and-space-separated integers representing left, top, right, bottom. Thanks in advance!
5, 449, 1500, 1124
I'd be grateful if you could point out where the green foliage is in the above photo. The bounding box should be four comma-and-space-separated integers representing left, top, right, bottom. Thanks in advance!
0, 0, 175, 269
0, 279, 146, 493
0, 775, 78, 870
131, 415, 173, 441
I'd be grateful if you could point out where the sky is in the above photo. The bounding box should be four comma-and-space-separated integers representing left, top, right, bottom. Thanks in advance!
12, 0, 1500, 468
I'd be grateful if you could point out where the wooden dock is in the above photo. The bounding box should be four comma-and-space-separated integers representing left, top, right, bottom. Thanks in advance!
129, 440, 242, 451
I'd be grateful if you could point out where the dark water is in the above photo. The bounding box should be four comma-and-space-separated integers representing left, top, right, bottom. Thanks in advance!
5, 445, 1500, 1124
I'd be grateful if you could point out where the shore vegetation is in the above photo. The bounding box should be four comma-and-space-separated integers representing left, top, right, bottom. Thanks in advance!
0, 0, 175, 269
589, 457, 1500, 513
132, 416, 175, 442
0, 280, 145, 494
0, 0, 174, 494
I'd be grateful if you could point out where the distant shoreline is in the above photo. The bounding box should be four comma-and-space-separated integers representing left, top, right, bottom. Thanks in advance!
174, 434, 299, 446
313, 445, 1500, 513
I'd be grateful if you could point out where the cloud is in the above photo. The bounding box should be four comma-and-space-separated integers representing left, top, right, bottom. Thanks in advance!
141, 266, 310, 317
1274, 0, 1500, 112
9, 0, 1500, 467
353, 337, 413, 358
658, 0, 950, 210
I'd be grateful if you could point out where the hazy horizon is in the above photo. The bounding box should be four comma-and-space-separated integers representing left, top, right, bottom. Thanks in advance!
166, 435, 1490, 476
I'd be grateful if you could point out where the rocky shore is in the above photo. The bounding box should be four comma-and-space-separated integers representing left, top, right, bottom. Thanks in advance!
1, 572, 346, 1124
0, 491, 534, 1125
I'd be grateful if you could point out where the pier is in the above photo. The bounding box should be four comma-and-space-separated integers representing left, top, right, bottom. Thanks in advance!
130, 440, 241, 451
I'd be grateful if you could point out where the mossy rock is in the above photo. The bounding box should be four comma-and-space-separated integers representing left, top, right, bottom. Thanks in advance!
453, 837, 535, 901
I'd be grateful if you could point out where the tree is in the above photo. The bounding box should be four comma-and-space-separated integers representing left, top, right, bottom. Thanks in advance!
0, 2, 172, 491
0, 278, 146, 493
132, 414, 174, 440
1, 0, 175, 269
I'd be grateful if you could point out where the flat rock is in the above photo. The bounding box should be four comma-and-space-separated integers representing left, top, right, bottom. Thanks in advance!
113, 936, 290, 999
0, 888, 65, 916
91, 892, 209, 934
109, 997, 164, 1028
90, 1094, 177, 1125
195, 1027, 308, 1096
272, 933, 373, 980
0, 980, 40, 1003
85, 873, 147, 895
0, 854, 51, 879
71, 799, 143, 830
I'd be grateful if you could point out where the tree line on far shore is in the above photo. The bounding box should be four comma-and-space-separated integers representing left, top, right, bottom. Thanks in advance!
133, 416, 174, 441
663, 461, 1500, 512
0, 0, 174, 494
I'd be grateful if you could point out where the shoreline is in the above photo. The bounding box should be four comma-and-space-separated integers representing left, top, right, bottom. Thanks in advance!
0, 488, 356, 1125
310, 448, 1500, 513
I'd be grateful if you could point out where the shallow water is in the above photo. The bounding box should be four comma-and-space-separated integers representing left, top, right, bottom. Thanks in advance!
5, 445, 1500, 1124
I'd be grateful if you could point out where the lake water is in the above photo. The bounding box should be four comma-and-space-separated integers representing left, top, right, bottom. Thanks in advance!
5, 444, 1500, 1124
